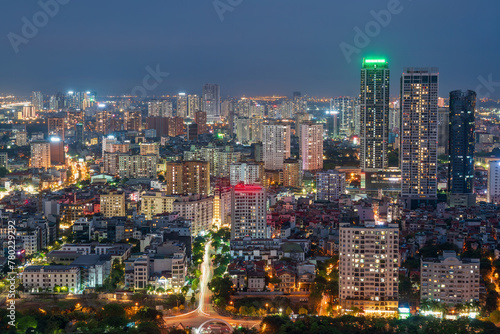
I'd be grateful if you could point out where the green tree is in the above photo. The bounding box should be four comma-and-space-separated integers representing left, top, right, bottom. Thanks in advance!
239, 306, 249, 315
260, 315, 291, 334
136, 321, 161, 334
0, 167, 8, 178
17, 315, 37, 333
490, 310, 500, 324
208, 275, 233, 306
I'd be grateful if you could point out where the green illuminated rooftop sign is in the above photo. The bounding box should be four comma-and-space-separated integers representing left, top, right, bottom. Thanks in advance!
364, 59, 386, 63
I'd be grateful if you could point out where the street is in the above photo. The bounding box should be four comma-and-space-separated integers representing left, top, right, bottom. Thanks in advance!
162, 240, 260, 332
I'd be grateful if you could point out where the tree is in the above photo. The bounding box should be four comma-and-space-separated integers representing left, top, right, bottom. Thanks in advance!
285, 306, 293, 316
239, 306, 249, 315
208, 275, 233, 306
102, 304, 127, 328
298, 307, 308, 315
136, 321, 161, 334
17, 316, 37, 333
0, 167, 8, 178
485, 290, 499, 313
260, 315, 291, 334
490, 310, 500, 324
167, 330, 187, 334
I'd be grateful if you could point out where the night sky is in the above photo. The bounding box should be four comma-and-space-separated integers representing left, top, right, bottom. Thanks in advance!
0, 0, 499, 98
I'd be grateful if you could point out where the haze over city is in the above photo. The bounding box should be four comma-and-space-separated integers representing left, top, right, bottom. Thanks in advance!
1, 0, 499, 97
0, 1, 500, 334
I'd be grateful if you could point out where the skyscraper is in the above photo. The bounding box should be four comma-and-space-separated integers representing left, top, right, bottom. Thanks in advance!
32, 91, 43, 112
202, 84, 220, 119
188, 94, 201, 119
400, 68, 439, 208
448, 90, 476, 207
300, 122, 324, 171
331, 97, 356, 136
230, 184, 267, 240
176, 93, 188, 118
262, 121, 291, 170
360, 59, 390, 171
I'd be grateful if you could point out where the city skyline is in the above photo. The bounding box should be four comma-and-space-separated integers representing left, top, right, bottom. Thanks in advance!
0, 1, 499, 98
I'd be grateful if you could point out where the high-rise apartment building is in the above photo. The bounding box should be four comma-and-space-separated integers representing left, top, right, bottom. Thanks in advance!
421, 251, 480, 306
448, 90, 476, 207
100, 191, 126, 217
141, 192, 177, 220
487, 160, 500, 204
49, 137, 65, 166
139, 142, 160, 156
148, 100, 173, 118
262, 121, 291, 170
31, 141, 51, 169
400, 68, 439, 208
437, 108, 450, 156
164, 162, 184, 195
229, 162, 264, 186
118, 154, 158, 179
300, 122, 324, 171
48, 117, 65, 139
331, 97, 356, 136
188, 94, 201, 119
176, 93, 188, 118
360, 59, 390, 171
231, 184, 267, 240
214, 185, 232, 228
16, 131, 28, 146
283, 159, 302, 188
316, 170, 346, 202
203, 84, 220, 119
339, 222, 399, 313
194, 111, 208, 134
0, 152, 8, 170
32, 91, 43, 112
22, 105, 36, 119
183, 161, 210, 196
124, 111, 142, 131
173, 195, 213, 235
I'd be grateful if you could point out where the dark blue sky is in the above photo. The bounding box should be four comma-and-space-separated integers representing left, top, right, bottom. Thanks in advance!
0, 0, 499, 98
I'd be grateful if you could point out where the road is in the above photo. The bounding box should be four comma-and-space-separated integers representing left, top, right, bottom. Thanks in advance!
163, 240, 260, 332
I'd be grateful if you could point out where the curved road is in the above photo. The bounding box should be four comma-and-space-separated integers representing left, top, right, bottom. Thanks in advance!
163, 240, 260, 332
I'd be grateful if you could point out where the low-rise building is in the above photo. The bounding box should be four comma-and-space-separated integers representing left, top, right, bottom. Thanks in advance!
23, 265, 81, 293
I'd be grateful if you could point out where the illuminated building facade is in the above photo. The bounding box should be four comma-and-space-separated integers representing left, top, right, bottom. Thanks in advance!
339, 222, 399, 314
262, 122, 291, 170
231, 184, 267, 240
400, 68, 439, 208
360, 59, 390, 172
